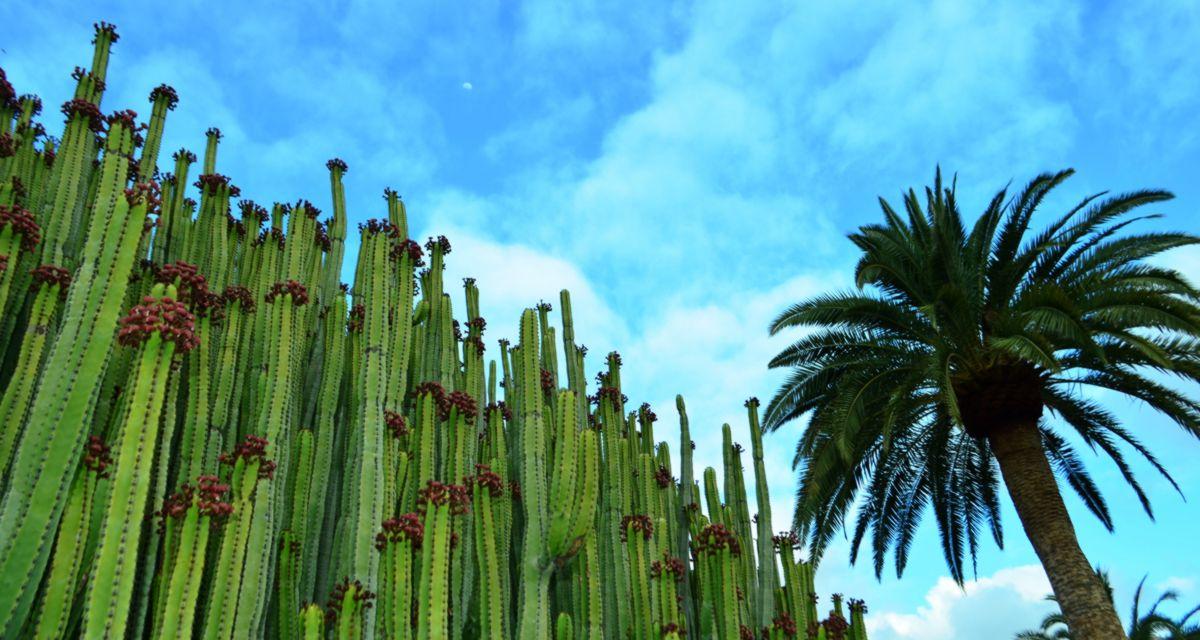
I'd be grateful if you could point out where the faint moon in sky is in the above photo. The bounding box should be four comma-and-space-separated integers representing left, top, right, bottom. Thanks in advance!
462, 82, 473, 90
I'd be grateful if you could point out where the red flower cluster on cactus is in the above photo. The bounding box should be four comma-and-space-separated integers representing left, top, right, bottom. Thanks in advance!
447, 390, 478, 422
326, 578, 376, 623
222, 285, 256, 313
148, 84, 178, 110
822, 610, 849, 640
375, 513, 423, 550
417, 480, 471, 515
620, 515, 654, 542
390, 238, 424, 266
540, 368, 555, 393
314, 220, 331, 251
238, 200, 268, 227
219, 435, 276, 479
93, 21, 119, 43
156, 475, 232, 531
0, 134, 15, 159
359, 218, 398, 237
0, 255, 9, 275
105, 109, 138, 131
650, 555, 686, 581
82, 435, 113, 478
59, 97, 104, 130
847, 598, 868, 614
296, 199, 320, 219
695, 524, 741, 556
0, 204, 41, 252
124, 180, 162, 215
265, 280, 309, 306
326, 158, 348, 173
486, 401, 513, 422
770, 612, 797, 637
255, 227, 285, 249
206, 126, 222, 140
172, 148, 197, 164
194, 173, 235, 194
156, 260, 208, 302
29, 264, 71, 294
385, 410, 408, 438
590, 386, 625, 408
739, 625, 755, 640
347, 304, 365, 333
771, 530, 800, 550
640, 402, 658, 423
0, 68, 13, 107
424, 235, 452, 255
654, 466, 674, 489
117, 295, 199, 352
413, 381, 452, 419
470, 464, 505, 498
193, 290, 226, 321
19, 94, 43, 116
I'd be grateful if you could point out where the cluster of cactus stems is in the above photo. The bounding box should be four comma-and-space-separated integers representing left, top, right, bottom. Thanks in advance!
0, 24, 870, 640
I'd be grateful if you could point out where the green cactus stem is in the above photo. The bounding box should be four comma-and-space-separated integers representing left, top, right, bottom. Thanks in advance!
151, 476, 232, 640
82, 285, 198, 638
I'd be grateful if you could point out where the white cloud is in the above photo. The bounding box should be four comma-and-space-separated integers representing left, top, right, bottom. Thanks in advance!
869, 565, 1055, 640
462, 82, 473, 90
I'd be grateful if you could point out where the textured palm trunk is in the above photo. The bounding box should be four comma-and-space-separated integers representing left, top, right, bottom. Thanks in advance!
988, 419, 1126, 640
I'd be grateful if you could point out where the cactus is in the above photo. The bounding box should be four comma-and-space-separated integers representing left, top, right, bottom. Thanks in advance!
0, 24, 872, 640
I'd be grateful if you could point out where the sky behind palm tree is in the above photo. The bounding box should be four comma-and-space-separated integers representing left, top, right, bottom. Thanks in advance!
3, 1, 1198, 637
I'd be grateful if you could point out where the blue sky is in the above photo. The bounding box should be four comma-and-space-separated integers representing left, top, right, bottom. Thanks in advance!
4, 1, 1199, 637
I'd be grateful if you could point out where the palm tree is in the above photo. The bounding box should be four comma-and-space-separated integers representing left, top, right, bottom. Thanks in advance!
1017, 571, 1200, 639
764, 168, 1200, 639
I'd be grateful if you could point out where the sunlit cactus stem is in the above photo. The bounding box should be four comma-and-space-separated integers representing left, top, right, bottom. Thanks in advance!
471, 467, 507, 640
31, 436, 111, 640
0, 119, 150, 635
0, 265, 68, 482
82, 285, 198, 638
377, 513, 421, 640
746, 396, 780, 628
415, 481, 469, 640
201, 435, 276, 640
0, 203, 40, 321
152, 475, 232, 640
300, 603, 325, 640
138, 84, 177, 183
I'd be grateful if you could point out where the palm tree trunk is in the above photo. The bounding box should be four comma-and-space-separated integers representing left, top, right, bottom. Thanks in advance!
988, 419, 1126, 640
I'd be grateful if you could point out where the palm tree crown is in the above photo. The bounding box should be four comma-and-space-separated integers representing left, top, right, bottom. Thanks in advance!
765, 168, 1200, 582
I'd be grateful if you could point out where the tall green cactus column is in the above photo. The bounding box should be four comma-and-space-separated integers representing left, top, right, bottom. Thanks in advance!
0, 265, 69, 482
0, 110, 150, 636
746, 397, 780, 628
343, 219, 394, 638
513, 309, 599, 639
82, 284, 198, 638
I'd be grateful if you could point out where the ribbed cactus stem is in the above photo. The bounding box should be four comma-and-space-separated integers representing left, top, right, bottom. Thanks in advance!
0, 120, 149, 633
301, 604, 325, 640
83, 284, 195, 638
746, 397, 779, 627
32, 438, 108, 640
0, 267, 68, 480
153, 475, 231, 640
201, 438, 273, 640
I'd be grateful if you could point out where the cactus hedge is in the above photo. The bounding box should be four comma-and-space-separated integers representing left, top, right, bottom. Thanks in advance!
0, 24, 870, 640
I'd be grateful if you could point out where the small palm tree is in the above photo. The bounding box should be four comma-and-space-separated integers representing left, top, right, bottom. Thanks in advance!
1017, 571, 1200, 639
766, 168, 1200, 639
